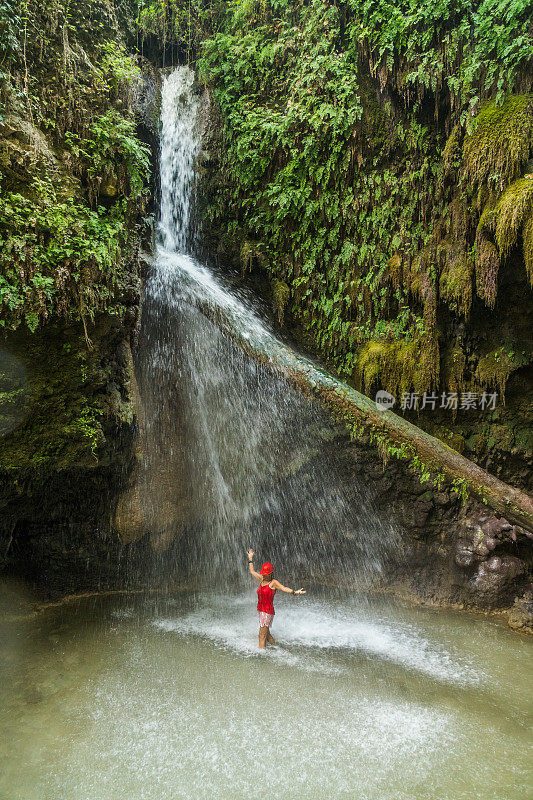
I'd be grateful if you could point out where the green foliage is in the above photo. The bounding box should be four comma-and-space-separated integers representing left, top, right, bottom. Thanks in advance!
198, 0, 442, 386
0, 179, 135, 331
76, 402, 104, 458
66, 111, 151, 205
199, 0, 533, 396
136, 0, 225, 61
0, 0, 150, 332
138, 0, 195, 44
346, 0, 533, 113
0, 0, 20, 68
101, 41, 141, 92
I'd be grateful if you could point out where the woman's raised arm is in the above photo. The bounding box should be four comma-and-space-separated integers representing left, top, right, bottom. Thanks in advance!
271, 580, 306, 595
247, 549, 262, 581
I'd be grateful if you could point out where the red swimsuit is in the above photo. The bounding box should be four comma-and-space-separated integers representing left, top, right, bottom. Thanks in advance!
257, 582, 276, 615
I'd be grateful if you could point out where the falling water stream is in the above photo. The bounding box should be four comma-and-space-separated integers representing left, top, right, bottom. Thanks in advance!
135, 66, 395, 583
0, 68, 531, 799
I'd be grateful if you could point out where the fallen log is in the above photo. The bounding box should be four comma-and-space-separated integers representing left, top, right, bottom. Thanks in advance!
188, 276, 533, 534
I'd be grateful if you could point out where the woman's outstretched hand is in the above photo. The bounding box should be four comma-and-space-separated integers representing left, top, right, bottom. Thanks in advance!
247, 548, 254, 560
294, 589, 306, 595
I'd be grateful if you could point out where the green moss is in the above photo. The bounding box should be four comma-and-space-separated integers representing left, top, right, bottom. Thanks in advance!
514, 425, 533, 455
489, 424, 515, 452
494, 178, 533, 258
357, 341, 388, 393
463, 94, 533, 191
0, 320, 126, 474
475, 347, 530, 402
442, 343, 467, 395
356, 338, 433, 397
524, 213, 533, 285
387, 253, 402, 291
465, 433, 486, 454
439, 248, 473, 317
439, 430, 465, 454
442, 124, 462, 174
474, 177, 533, 303
474, 227, 500, 309
271, 279, 290, 325
0, 348, 27, 437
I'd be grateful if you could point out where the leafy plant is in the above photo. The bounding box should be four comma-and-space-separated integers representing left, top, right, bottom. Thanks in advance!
0, 178, 138, 331
66, 111, 151, 205
197, 0, 533, 395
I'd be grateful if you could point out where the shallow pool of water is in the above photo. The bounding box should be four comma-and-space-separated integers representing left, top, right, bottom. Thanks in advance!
1, 588, 531, 800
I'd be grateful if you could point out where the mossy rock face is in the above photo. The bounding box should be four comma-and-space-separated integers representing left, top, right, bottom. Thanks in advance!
0, 115, 57, 187
443, 431, 466, 454
196, 6, 532, 506
514, 425, 533, 456
0, 318, 136, 475
0, 0, 152, 334
0, 349, 27, 439
196, 0, 533, 483
475, 347, 530, 401
0, 0, 154, 586
355, 338, 436, 398
463, 95, 533, 191
0, 316, 140, 586
465, 433, 486, 455
439, 250, 473, 318
487, 425, 515, 453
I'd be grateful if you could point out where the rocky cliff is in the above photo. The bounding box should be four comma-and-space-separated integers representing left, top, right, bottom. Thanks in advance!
0, 0, 532, 630
0, 0, 158, 588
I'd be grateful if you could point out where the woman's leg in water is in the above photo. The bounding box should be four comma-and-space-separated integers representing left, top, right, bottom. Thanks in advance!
259, 626, 268, 649
266, 629, 276, 645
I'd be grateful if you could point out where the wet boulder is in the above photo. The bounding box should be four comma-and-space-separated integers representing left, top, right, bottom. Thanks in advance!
454, 538, 476, 567
470, 555, 526, 604
507, 587, 533, 634
454, 512, 522, 569
454, 520, 496, 566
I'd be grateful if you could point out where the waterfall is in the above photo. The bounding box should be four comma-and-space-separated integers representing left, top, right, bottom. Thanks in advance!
135, 66, 397, 586
158, 68, 202, 254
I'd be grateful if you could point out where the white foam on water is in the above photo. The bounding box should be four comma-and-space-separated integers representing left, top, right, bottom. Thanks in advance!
153, 248, 272, 344
153, 593, 483, 685
154, 600, 344, 675
110, 607, 135, 619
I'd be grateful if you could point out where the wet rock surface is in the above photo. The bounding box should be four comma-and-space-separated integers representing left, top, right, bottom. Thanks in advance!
470, 555, 526, 603
334, 432, 532, 631
507, 587, 533, 633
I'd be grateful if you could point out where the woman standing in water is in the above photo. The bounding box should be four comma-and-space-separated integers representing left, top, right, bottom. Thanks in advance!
247, 549, 306, 648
